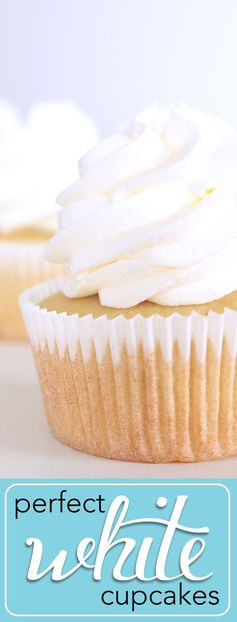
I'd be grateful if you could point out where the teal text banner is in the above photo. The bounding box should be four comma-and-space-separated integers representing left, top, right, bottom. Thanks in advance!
0, 479, 236, 621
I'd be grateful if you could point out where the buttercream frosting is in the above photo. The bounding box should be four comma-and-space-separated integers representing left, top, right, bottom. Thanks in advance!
0, 101, 98, 235
46, 103, 237, 307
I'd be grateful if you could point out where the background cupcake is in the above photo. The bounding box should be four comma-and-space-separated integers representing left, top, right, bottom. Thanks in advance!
20, 103, 237, 462
0, 100, 98, 339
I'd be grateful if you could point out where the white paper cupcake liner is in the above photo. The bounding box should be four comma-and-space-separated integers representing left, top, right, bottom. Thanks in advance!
19, 278, 237, 462
0, 241, 64, 339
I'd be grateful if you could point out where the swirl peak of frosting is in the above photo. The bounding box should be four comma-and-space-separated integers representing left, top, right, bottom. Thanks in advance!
46, 103, 237, 308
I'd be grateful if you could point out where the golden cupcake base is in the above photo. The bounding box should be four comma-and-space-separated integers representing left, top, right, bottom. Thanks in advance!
33, 339, 237, 463
20, 279, 237, 463
0, 239, 64, 340
39, 288, 237, 319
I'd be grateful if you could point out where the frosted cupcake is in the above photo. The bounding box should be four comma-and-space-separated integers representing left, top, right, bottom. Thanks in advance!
0, 101, 97, 339
20, 103, 237, 462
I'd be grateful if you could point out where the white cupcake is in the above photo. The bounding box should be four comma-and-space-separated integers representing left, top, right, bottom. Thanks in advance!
0, 100, 98, 339
20, 103, 237, 462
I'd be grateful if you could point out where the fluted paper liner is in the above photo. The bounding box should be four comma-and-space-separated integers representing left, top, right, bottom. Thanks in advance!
0, 241, 64, 339
19, 278, 237, 462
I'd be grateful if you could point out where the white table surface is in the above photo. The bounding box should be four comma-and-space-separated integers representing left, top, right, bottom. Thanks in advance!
0, 341, 236, 479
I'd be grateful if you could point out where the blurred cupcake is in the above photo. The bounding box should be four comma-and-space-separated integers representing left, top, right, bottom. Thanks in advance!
20, 103, 237, 462
0, 100, 98, 339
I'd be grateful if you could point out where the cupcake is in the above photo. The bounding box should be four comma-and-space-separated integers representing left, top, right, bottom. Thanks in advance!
0, 100, 98, 339
20, 103, 237, 462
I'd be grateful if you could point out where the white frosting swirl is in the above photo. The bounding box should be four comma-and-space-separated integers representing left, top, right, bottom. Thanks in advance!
0, 101, 98, 234
46, 103, 237, 307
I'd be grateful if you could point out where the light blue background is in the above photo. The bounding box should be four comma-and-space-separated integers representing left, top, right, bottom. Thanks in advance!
0, 479, 235, 621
